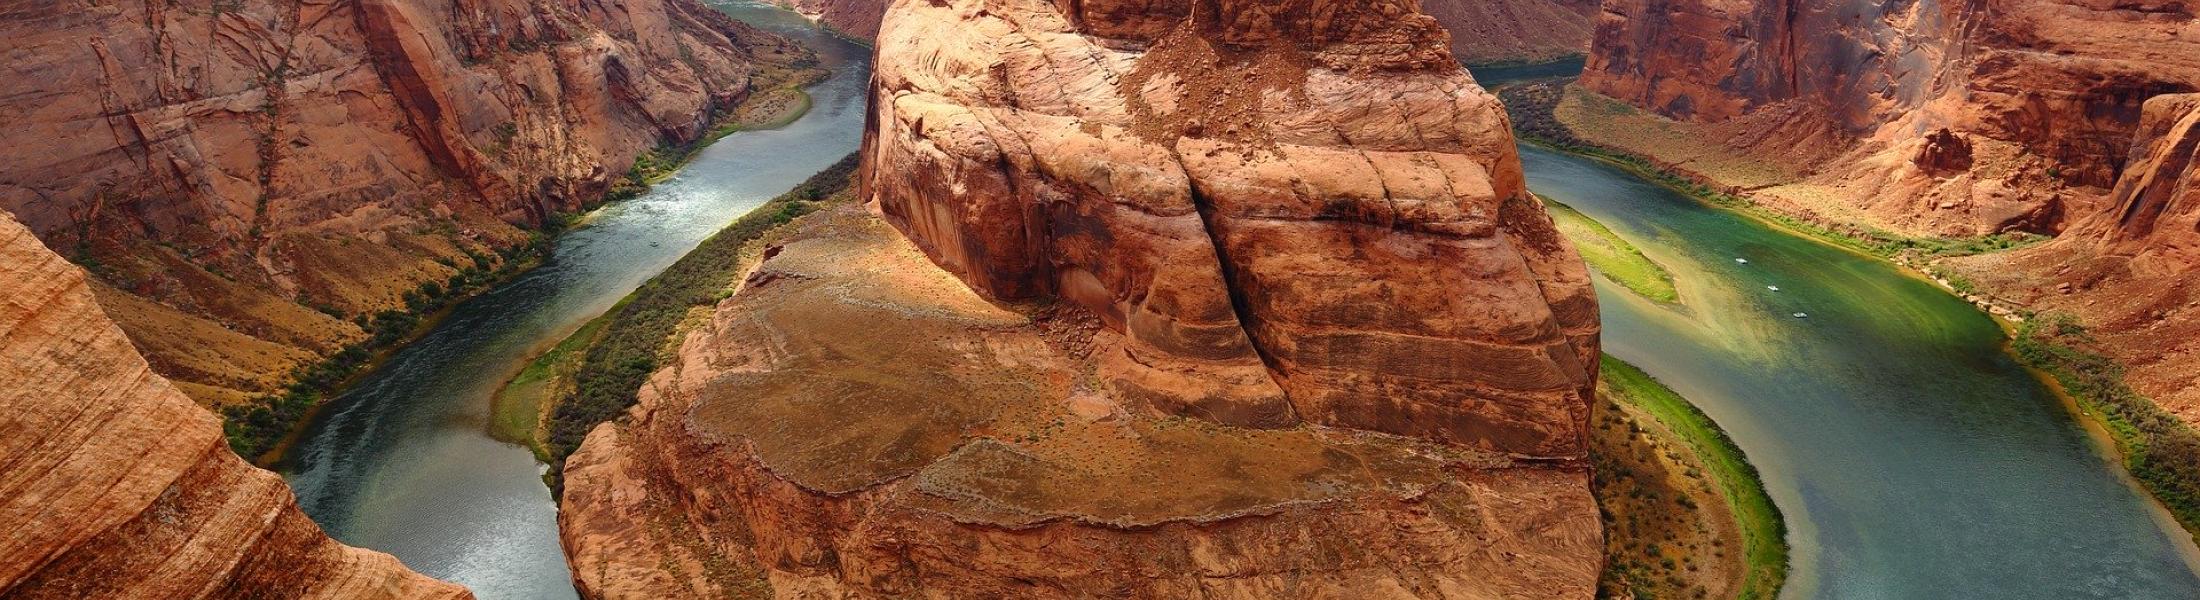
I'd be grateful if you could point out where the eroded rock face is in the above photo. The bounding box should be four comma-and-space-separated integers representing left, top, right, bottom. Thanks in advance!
0, 214, 468, 599
1421, 0, 1597, 66
1948, 94, 2200, 421
560, 0, 1602, 597
1581, 0, 2200, 236
865, 0, 1600, 456
783, 0, 890, 39
0, 0, 808, 404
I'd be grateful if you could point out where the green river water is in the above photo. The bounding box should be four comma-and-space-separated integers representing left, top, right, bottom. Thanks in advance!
1518, 142, 2200, 598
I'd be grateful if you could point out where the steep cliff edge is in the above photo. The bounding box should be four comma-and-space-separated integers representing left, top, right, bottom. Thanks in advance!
559, 0, 1604, 597
778, 0, 1595, 67
1578, 0, 2200, 237
0, 0, 811, 407
0, 213, 468, 598
1948, 94, 2200, 419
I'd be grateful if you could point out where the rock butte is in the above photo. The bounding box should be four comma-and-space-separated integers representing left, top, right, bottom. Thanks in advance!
0, 0, 809, 405
559, 0, 1604, 597
0, 212, 467, 598
780, 0, 1596, 66
1580, 0, 2200, 431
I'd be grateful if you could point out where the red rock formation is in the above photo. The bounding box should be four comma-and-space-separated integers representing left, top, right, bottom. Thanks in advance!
561, 0, 1602, 597
1580, 0, 2200, 236
0, 0, 810, 404
781, 0, 1598, 69
782, 0, 890, 39
0, 213, 469, 599
1421, 0, 1598, 65
1949, 93, 2200, 420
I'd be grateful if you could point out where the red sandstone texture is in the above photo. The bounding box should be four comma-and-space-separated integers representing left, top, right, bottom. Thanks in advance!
0, 0, 809, 404
1422, 0, 1597, 65
1580, 0, 2200, 428
0, 213, 469, 599
1581, 0, 2200, 236
1948, 94, 2200, 420
780, 0, 1595, 67
560, 0, 1604, 597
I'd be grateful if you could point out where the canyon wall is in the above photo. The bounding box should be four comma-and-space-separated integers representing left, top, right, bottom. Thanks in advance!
1578, 0, 2200, 428
1949, 94, 2200, 419
0, 213, 468, 599
1423, 0, 1598, 65
0, 0, 809, 405
779, 0, 1596, 67
561, 0, 1604, 597
1580, 0, 2200, 236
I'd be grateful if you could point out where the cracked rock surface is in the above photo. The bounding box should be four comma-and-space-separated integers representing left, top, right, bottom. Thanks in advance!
560, 0, 1603, 597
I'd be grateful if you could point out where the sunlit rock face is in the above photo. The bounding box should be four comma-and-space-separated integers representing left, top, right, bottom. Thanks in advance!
0, 213, 470, 599
864, 0, 1601, 456
1582, 0, 2200, 236
558, 0, 1605, 598
0, 0, 808, 405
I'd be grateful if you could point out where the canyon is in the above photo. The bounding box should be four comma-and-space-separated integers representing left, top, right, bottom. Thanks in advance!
0, 211, 466, 598
558, 0, 1606, 597
0, 0, 811, 408
780, 0, 1596, 65
1572, 0, 2200, 437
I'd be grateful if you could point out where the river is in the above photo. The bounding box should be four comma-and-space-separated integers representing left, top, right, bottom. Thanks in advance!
1518, 140, 2200, 598
273, 3, 870, 598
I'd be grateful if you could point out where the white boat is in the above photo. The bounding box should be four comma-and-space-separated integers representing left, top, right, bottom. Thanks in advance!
1792, 312, 1809, 318
1768, 285, 1781, 292
1735, 258, 1750, 264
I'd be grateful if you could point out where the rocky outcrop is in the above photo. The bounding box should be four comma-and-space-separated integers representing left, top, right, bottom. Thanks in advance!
0, 213, 468, 599
1422, 0, 1597, 66
779, 0, 1596, 68
1580, 0, 2200, 236
781, 0, 890, 39
560, 0, 1602, 597
0, 0, 810, 405
1948, 93, 2200, 420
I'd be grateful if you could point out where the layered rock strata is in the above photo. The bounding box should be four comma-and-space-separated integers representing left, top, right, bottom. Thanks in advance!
1580, 0, 2200, 237
780, 0, 1596, 68
1948, 94, 2200, 419
0, 0, 809, 404
561, 0, 1604, 597
0, 214, 468, 599
1422, 0, 1598, 66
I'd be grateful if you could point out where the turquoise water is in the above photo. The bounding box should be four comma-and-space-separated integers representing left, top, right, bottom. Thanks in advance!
274, 3, 870, 598
1520, 143, 2200, 599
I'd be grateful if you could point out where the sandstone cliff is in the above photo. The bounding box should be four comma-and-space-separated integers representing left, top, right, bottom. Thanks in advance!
1580, 0, 2200, 237
1948, 94, 2200, 419
780, 0, 889, 39
778, 0, 1596, 67
0, 213, 469, 598
1423, 0, 1597, 66
0, 0, 810, 405
560, 0, 1603, 597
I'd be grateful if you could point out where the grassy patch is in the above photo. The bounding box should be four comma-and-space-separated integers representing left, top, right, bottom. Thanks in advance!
1497, 81, 2045, 265
1543, 199, 1679, 304
491, 308, 617, 461
541, 153, 861, 484
1597, 356, 1788, 600
2014, 314, 2200, 542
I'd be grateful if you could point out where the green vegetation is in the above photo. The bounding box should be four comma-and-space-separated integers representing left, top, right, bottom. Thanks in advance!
1543, 199, 1679, 304
2014, 314, 2200, 540
1497, 80, 2044, 265
490, 308, 617, 461
220, 237, 555, 460
540, 153, 861, 483
1598, 356, 1788, 600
